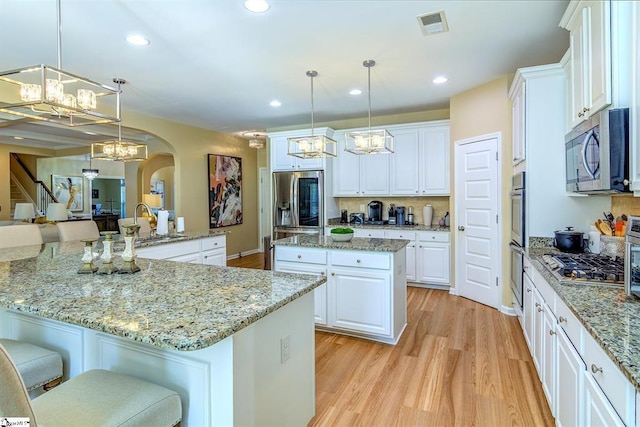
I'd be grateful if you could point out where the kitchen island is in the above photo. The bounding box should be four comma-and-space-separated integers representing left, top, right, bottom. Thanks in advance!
0, 242, 325, 426
273, 234, 408, 344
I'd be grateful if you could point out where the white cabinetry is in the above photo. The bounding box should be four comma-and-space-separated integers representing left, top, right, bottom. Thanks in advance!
384, 230, 415, 282
561, 0, 612, 128
416, 231, 450, 285
137, 235, 227, 266
630, 1, 640, 194
511, 80, 525, 165
556, 327, 584, 427
268, 128, 333, 171
273, 245, 406, 344
522, 271, 534, 352
333, 121, 450, 197
333, 130, 389, 196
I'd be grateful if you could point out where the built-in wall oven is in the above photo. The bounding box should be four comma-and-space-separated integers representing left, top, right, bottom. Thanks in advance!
509, 172, 525, 307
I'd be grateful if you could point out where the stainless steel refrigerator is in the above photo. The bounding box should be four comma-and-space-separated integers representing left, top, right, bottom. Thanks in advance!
273, 170, 324, 240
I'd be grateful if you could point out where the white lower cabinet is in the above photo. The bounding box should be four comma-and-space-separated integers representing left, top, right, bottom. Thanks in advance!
416, 231, 450, 285
136, 235, 227, 266
274, 245, 406, 344
522, 254, 636, 426
556, 327, 584, 427
383, 230, 415, 281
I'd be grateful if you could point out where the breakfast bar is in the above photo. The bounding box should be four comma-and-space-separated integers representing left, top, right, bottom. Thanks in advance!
0, 242, 326, 426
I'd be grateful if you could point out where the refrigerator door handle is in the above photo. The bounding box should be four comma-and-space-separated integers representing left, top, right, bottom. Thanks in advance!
291, 175, 299, 227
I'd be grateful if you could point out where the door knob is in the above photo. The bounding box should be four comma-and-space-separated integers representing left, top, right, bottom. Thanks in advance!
458, 226, 465, 231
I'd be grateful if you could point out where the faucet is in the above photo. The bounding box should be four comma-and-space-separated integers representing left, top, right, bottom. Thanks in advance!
134, 202, 157, 235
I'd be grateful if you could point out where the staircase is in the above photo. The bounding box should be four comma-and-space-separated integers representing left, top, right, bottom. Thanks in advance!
10, 177, 31, 218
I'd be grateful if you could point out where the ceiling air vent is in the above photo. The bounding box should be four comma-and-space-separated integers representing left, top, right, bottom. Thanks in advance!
417, 10, 448, 36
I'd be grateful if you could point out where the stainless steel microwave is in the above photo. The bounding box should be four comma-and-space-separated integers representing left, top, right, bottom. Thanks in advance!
565, 108, 630, 193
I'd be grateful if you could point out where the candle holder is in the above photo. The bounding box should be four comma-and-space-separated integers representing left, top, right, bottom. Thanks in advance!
97, 231, 119, 274
118, 224, 141, 274
78, 238, 98, 274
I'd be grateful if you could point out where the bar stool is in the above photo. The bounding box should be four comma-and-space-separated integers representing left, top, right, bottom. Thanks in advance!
56, 220, 100, 242
0, 341, 182, 426
0, 224, 43, 249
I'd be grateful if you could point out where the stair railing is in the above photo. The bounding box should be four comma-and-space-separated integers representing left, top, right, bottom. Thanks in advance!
10, 153, 58, 213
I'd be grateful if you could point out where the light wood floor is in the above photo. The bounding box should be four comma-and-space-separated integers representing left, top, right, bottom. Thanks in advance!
227, 253, 554, 426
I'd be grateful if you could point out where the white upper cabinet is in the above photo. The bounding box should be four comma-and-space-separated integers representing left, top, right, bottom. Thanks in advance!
335, 121, 450, 197
511, 80, 526, 165
632, 2, 640, 194
268, 127, 334, 171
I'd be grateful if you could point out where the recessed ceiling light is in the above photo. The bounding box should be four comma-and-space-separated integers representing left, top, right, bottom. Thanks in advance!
13, 136, 23, 140
244, 0, 270, 13
433, 76, 448, 84
349, 89, 362, 95
270, 100, 282, 107
125, 34, 151, 46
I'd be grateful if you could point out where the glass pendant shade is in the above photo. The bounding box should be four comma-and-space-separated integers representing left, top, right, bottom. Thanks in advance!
249, 138, 265, 149
82, 168, 99, 180
287, 70, 337, 159
91, 139, 148, 162
344, 60, 394, 155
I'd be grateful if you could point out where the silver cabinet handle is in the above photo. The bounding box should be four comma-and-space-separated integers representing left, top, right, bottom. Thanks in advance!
331, 272, 335, 276
549, 330, 556, 336
458, 226, 465, 231
535, 302, 540, 308
559, 316, 567, 323
526, 288, 532, 292
537, 306, 543, 313
356, 259, 361, 263
320, 271, 325, 276
591, 364, 603, 374
297, 255, 301, 259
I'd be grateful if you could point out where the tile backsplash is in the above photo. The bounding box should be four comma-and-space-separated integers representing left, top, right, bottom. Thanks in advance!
611, 194, 640, 219
337, 196, 449, 226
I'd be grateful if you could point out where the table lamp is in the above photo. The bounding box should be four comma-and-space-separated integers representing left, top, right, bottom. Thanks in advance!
46, 203, 69, 222
13, 203, 36, 223
142, 193, 162, 209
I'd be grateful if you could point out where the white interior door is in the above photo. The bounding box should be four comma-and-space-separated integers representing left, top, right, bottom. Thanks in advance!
259, 167, 270, 251
454, 135, 500, 308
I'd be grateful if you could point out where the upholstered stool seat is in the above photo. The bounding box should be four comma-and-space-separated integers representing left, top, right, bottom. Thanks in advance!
0, 339, 62, 391
0, 341, 182, 426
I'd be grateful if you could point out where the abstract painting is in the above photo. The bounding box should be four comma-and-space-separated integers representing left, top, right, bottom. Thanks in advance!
52, 175, 83, 212
208, 154, 242, 228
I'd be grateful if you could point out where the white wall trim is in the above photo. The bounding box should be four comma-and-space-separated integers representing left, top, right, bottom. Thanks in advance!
227, 248, 261, 261
448, 286, 458, 296
500, 305, 517, 316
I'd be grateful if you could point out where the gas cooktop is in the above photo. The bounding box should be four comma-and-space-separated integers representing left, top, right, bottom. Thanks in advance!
541, 253, 625, 286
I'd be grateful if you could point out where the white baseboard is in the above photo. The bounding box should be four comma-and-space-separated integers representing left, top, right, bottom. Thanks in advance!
501, 304, 517, 316
448, 286, 458, 296
226, 248, 261, 261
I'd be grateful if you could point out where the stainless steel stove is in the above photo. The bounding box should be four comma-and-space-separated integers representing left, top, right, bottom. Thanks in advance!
541, 253, 625, 286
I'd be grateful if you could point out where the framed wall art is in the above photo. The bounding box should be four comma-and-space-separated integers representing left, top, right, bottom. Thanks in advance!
52, 175, 84, 212
208, 154, 243, 228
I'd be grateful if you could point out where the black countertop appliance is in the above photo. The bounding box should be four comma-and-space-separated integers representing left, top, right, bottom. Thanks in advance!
368, 201, 383, 222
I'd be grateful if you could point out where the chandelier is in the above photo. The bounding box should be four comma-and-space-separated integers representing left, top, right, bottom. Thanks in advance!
0, 0, 120, 126
243, 131, 266, 149
288, 70, 337, 159
82, 155, 99, 180
345, 60, 394, 154
91, 79, 148, 162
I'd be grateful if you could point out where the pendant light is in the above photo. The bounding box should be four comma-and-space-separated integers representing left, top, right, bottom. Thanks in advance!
288, 70, 337, 159
0, 0, 121, 127
345, 60, 394, 155
91, 79, 148, 162
82, 154, 99, 180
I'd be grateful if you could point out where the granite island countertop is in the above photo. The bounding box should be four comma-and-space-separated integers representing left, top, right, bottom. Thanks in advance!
526, 246, 640, 391
273, 234, 409, 252
0, 241, 325, 351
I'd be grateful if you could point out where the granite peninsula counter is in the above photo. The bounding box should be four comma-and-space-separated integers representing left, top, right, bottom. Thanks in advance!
0, 241, 325, 426
273, 234, 408, 344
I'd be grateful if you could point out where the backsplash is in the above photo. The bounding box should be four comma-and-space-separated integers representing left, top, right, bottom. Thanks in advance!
336, 196, 449, 226
611, 194, 640, 219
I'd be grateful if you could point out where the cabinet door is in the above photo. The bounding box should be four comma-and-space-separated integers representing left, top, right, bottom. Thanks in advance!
532, 287, 544, 375
202, 249, 226, 266
419, 126, 450, 195
405, 243, 416, 282
416, 242, 450, 284
333, 136, 360, 196
586, 0, 611, 116
584, 372, 625, 427
271, 136, 296, 171
274, 262, 327, 326
511, 81, 526, 165
390, 129, 420, 195
541, 304, 556, 416
567, 7, 587, 128
632, 2, 640, 193
556, 327, 584, 427
168, 252, 202, 264
523, 273, 535, 353
359, 153, 390, 196
329, 267, 391, 336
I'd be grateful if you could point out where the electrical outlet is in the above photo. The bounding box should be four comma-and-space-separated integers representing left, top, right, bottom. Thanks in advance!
360, 204, 365, 212
280, 335, 291, 363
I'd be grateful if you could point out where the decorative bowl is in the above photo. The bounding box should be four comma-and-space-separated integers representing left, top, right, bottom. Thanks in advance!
330, 228, 354, 242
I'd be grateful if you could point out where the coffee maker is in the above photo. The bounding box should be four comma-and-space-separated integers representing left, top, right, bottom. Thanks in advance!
368, 201, 383, 223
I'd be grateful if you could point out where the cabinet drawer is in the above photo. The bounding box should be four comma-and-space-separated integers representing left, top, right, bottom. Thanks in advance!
417, 231, 449, 243
354, 229, 386, 238
137, 240, 200, 259
331, 251, 390, 270
384, 230, 416, 241
584, 330, 635, 424
555, 296, 583, 354
201, 235, 225, 251
275, 246, 326, 264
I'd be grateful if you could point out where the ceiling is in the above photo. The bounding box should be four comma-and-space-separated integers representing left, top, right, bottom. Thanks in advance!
0, 0, 570, 148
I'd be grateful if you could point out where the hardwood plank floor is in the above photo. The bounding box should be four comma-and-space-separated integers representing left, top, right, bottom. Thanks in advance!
227, 253, 554, 426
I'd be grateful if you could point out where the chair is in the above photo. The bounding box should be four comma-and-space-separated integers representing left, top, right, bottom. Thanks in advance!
0, 341, 182, 426
56, 220, 100, 242
0, 339, 62, 392
0, 224, 43, 249
118, 217, 152, 236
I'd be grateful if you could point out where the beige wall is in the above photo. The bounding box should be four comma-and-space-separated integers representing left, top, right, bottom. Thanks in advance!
450, 76, 513, 306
